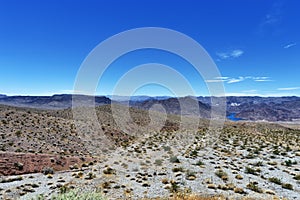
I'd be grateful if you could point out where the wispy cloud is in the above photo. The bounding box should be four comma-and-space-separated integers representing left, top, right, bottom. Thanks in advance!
205, 79, 224, 83
283, 43, 297, 49
277, 87, 300, 91
252, 77, 272, 82
216, 49, 244, 60
215, 76, 230, 80
263, 14, 280, 25
258, 1, 284, 36
231, 50, 244, 58
227, 77, 245, 84
206, 76, 272, 84
205, 76, 229, 83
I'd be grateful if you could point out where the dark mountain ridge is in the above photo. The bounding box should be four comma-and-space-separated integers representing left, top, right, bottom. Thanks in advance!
0, 94, 111, 110
0, 94, 300, 121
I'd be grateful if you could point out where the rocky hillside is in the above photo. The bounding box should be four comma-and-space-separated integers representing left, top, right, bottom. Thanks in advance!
0, 104, 299, 199
131, 96, 213, 118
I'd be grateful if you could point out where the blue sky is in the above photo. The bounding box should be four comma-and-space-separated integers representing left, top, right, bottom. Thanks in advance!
0, 0, 299, 96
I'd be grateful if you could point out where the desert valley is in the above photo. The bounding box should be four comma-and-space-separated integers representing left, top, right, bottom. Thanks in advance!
0, 95, 299, 199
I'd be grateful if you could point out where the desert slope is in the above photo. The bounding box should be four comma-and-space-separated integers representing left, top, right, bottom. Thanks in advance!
0, 104, 299, 199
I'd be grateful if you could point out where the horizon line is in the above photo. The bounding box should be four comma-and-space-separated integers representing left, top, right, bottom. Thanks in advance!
1, 93, 300, 98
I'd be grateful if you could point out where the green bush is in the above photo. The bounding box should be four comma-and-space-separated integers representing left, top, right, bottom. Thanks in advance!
245, 166, 259, 175
294, 174, 300, 180
33, 189, 107, 200
215, 169, 228, 179
154, 159, 163, 166
42, 167, 54, 175
169, 156, 180, 163
282, 183, 293, 190
194, 160, 205, 166
268, 177, 282, 185
247, 182, 263, 193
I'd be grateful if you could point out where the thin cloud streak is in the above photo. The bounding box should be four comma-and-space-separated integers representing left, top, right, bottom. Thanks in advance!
227, 77, 245, 84
278, 87, 300, 91
216, 49, 244, 60
206, 76, 272, 84
283, 43, 297, 49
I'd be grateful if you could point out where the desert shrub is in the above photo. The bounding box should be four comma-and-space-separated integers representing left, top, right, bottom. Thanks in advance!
154, 159, 163, 166
172, 167, 184, 172
253, 161, 263, 166
273, 149, 280, 155
14, 162, 24, 170
195, 160, 205, 166
190, 150, 198, 156
245, 153, 256, 159
15, 130, 22, 137
103, 167, 116, 175
170, 156, 180, 163
268, 177, 282, 185
42, 167, 54, 175
186, 170, 196, 176
162, 146, 171, 152
245, 166, 259, 175
215, 169, 228, 179
294, 174, 300, 180
59, 184, 70, 194
85, 172, 96, 180
0, 176, 23, 183
282, 183, 293, 190
169, 181, 180, 193
284, 159, 297, 166
247, 182, 263, 193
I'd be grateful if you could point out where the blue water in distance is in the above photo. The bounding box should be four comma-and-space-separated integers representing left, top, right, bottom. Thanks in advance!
227, 113, 243, 121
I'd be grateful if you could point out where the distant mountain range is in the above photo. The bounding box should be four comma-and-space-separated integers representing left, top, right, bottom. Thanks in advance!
0, 94, 111, 109
0, 94, 300, 122
226, 96, 300, 121
131, 96, 213, 118
106, 95, 171, 102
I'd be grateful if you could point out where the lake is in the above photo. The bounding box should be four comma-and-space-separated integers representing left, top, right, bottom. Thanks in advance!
227, 113, 243, 121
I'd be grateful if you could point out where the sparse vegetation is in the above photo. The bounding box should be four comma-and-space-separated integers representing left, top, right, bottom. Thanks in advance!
282, 183, 293, 190
42, 167, 54, 175
194, 160, 205, 166
294, 174, 300, 180
245, 166, 259, 175
154, 159, 163, 166
215, 169, 228, 181
172, 167, 184, 172
268, 177, 282, 185
1, 103, 300, 199
170, 156, 180, 163
50, 189, 106, 200
246, 182, 263, 193
15, 130, 22, 137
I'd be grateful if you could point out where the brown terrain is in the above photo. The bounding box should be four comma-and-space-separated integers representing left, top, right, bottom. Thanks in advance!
0, 152, 94, 176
